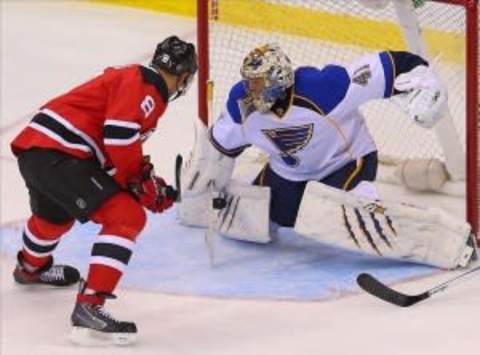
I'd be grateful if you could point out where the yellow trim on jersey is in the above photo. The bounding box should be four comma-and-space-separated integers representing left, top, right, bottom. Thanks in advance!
293, 95, 325, 116
294, 94, 353, 160
257, 164, 268, 186
342, 158, 365, 190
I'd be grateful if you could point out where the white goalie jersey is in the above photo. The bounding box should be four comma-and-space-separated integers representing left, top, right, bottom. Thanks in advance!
179, 48, 465, 269
210, 51, 396, 182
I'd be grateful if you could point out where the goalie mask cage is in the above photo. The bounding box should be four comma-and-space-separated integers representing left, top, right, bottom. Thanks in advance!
197, 0, 479, 238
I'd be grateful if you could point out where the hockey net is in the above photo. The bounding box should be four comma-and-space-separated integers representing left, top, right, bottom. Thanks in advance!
197, 0, 479, 235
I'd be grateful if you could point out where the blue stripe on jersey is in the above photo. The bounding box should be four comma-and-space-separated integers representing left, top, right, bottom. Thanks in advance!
294, 65, 350, 115
226, 81, 248, 124
379, 51, 394, 98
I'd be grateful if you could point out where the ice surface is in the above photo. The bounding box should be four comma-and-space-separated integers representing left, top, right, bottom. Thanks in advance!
1, 2, 478, 355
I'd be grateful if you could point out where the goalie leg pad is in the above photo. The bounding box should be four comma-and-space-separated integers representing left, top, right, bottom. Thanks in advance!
294, 181, 473, 269
395, 158, 448, 192
214, 182, 272, 243
177, 181, 272, 243
177, 192, 210, 227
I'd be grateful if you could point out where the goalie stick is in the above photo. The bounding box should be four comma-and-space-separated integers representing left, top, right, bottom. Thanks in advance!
357, 265, 480, 307
204, 186, 227, 267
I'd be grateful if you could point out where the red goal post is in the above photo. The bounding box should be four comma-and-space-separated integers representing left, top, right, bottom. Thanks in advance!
197, 0, 479, 238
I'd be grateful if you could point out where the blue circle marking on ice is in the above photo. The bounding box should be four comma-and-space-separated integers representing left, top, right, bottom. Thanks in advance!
0, 208, 435, 301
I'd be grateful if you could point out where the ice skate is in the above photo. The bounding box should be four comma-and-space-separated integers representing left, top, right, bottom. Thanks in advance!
13, 251, 80, 286
465, 232, 479, 267
70, 280, 137, 346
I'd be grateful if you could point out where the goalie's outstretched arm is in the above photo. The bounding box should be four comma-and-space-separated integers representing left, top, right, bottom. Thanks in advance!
387, 50, 429, 96
347, 50, 446, 129
385, 50, 447, 128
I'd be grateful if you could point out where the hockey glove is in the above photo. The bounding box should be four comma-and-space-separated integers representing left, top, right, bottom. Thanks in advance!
128, 160, 176, 213
393, 65, 447, 129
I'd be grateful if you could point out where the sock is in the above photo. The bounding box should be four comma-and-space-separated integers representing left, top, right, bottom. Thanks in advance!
20, 215, 73, 270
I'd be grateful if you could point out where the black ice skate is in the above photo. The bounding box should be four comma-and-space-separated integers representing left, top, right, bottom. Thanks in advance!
466, 232, 478, 264
454, 232, 479, 269
70, 280, 137, 346
13, 251, 80, 286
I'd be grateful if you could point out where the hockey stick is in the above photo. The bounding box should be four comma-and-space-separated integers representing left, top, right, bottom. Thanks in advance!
204, 186, 217, 267
204, 185, 227, 267
357, 265, 480, 307
174, 154, 183, 202
161, 154, 183, 202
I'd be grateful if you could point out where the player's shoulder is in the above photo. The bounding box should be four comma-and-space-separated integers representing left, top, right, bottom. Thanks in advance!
226, 80, 248, 124
104, 65, 169, 103
103, 64, 140, 79
228, 80, 248, 102
295, 65, 349, 84
294, 65, 351, 115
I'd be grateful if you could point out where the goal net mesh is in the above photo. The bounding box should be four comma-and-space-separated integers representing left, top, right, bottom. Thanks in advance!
207, 0, 467, 169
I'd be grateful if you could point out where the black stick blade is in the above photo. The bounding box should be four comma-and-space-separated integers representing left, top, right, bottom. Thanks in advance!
357, 273, 429, 307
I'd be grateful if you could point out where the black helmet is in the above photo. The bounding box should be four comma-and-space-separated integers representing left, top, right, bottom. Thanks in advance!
152, 36, 198, 76
151, 36, 197, 100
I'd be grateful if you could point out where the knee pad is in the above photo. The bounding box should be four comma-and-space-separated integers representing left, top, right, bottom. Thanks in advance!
91, 192, 147, 240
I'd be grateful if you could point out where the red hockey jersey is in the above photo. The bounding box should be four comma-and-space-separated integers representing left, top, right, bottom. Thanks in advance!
11, 65, 169, 187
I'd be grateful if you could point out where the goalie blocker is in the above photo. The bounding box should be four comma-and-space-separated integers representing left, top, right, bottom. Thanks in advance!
178, 120, 272, 243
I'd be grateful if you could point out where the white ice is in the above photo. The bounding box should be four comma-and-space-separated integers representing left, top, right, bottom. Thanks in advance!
1, 2, 479, 355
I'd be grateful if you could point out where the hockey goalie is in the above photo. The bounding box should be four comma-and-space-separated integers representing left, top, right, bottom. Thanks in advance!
178, 43, 477, 270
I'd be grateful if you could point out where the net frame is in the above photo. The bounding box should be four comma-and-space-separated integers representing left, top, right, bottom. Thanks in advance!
196, 0, 479, 238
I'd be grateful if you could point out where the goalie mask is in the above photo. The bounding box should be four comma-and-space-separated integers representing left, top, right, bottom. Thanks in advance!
240, 43, 294, 113
152, 36, 198, 101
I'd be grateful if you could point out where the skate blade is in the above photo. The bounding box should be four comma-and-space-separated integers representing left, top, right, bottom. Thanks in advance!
70, 326, 137, 346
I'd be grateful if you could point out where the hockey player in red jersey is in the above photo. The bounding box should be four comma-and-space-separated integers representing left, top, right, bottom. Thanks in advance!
10, 35, 197, 345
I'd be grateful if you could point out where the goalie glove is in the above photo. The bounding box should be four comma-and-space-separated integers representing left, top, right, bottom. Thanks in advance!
393, 65, 448, 129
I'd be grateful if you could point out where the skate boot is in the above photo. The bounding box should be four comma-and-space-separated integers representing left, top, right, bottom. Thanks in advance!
13, 251, 80, 286
70, 280, 137, 346
458, 232, 479, 268
466, 232, 478, 265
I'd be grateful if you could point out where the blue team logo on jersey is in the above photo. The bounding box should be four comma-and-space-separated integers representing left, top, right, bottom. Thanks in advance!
262, 124, 314, 166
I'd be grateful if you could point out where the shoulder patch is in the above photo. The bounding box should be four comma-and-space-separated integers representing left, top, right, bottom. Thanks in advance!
352, 64, 372, 86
